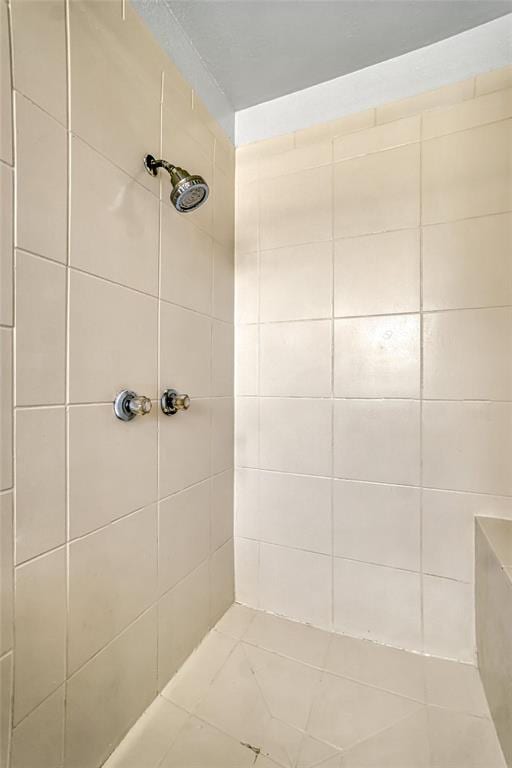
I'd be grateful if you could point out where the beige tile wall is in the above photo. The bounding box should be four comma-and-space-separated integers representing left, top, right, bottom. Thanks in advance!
234, 66, 512, 663
1, 1, 234, 767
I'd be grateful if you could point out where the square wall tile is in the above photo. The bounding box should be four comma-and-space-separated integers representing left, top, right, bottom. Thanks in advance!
65, 609, 157, 768
334, 116, 420, 161
234, 468, 259, 541
422, 120, 512, 224
259, 543, 332, 629
158, 561, 210, 689
11, 685, 64, 768
68, 505, 157, 673
11, 0, 67, 124
235, 397, 259, 468
334, 314, 420, 398
235, 325, 258, 396
159, 481, 210, 595
334, 229, 420, 317
423, 576, 474, 662
333, 480, 420, 571
260, 241, 332, 322
212, 321, 234, 397
69, 270, 158, 404
334, 144, 420, 238
69, 404, 157, 538
375, 79, 474, 124
0, 491, 13, 656
15, 251, 66, 406
333, 400, 420, 486
14, 548, 66, 723
161, 204, 212, 313
235, 537, 259, 608
0, 655, 12, 768
0, 0, 13, 165
15, 93, 67, 262
260, 398, 332, 476
71, 137, 159, 296
211, 397, 234, 475
210, 538, 235, 625
476, 65, 512, 95
0, 328, 12, 491
423, 308, 512, 400
259, 140, 331, 180
422, 213, 512, 311
15, 407, 65, 564
0, 163, 13, 326
236, 180, 258, 255
260, 320, 332, 397
422, 490, 512, 583
160, 303, 211, 399
235, 252, 258, 324
212, 241, 234, 323
260, 165, 332, 251
159, 398, 211, 498
69, 0, 161, 192
422, 88, 512, 140
294, 109, 374, 147
422, 402, 512, 496
333, 558, 422, 650
258, 471, 332, 555
211, 469, 234, 553
213, 166, 235, 247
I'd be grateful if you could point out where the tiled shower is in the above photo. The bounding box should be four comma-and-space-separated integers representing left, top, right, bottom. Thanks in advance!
1, 1, 511, 767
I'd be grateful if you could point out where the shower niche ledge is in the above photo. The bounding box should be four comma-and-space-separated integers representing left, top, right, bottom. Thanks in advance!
476, 517, 512, 768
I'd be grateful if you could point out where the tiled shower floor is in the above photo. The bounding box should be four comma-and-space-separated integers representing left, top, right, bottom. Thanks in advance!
105, 604, 505, 768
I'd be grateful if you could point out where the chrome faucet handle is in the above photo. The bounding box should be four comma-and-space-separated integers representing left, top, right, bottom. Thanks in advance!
114, 390, 152, 421
161, 388, 191, 416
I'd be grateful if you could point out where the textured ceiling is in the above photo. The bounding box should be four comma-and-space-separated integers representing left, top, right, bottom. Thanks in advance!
166, 0, 512, 109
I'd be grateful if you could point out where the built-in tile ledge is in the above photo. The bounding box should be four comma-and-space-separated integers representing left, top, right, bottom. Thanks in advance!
476, 516, 512, 767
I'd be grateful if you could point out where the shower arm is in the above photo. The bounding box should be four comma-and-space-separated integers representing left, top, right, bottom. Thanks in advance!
144, 154, 189, 186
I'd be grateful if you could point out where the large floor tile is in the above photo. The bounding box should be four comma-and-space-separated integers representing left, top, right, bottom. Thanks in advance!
106, 609, 506, 768
103, 697, 188, 768
340, 708, 430, 768
160, 716, 256, 768
161, 629, 236, 713
427, 706, 506, 768
324, 632, 425, 702
307, 671, 422, 751
244, 610, 331, 668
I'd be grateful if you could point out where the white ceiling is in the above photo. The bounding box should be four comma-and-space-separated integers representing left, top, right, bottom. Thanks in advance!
165, 0, 512, 110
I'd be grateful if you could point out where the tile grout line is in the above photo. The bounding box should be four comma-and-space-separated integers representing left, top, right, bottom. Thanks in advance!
419, 110, 426, 664
329, 137, 335, 633
64, 0, 72, 763
6, 0, 15, 762
155, 66, 164, 696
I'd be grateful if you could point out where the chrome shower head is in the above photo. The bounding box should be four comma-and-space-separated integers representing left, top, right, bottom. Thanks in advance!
144, 154, 209, 213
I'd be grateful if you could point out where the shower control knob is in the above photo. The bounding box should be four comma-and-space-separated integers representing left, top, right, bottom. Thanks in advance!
114, 390, 152, 421
161, 388, 191, 416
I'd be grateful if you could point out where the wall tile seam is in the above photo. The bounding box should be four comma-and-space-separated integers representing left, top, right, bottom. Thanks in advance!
0, 156, 14, 171
13, 247, 235, 325
6, 0, 16, 760
11, 87, 67, 131
420, 111, 512, 143
12, 458, 234, 567
237, 210, 512, 260
236, 395, 512, 404
234, 466, 512, 500
235, 536, 474, 584
13, 538, 233, 732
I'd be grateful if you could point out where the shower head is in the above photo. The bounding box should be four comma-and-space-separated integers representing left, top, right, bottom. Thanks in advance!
144, 154, 209, 213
